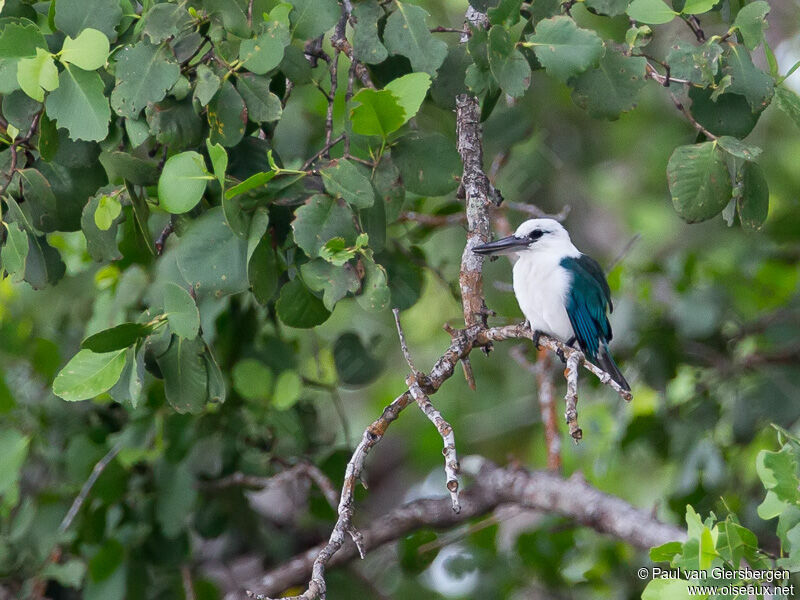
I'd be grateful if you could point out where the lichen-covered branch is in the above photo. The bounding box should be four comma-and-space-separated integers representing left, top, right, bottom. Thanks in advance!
235, 460, 683, 599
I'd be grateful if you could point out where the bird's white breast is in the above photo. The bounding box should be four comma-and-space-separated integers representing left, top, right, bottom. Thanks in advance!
512, 251, 575, 341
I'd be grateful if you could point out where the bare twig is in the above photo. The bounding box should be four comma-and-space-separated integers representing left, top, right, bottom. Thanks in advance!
511, 346, 561, 470
237, 460, 684, 599
183, 566, 196, 600
155, 218, 176, 255
301, 134, 346, 171
670, 92, 717, 140
201, 463, 339, 511
59, 440, 123, 534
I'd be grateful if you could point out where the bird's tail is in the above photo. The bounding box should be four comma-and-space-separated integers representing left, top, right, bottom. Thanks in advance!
596, 342, 630, 391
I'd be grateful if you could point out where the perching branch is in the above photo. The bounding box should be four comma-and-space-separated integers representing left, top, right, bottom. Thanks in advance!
236, 459, 684, 599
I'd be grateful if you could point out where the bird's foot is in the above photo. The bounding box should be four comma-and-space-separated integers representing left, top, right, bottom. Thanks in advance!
531, 329, 542, 350
556, 348, 567, 364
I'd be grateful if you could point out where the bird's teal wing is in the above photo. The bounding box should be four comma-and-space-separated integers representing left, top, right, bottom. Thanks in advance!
560, 255, 613, 360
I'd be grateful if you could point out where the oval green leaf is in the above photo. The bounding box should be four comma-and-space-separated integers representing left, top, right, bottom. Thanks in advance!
158, 151, 209, 214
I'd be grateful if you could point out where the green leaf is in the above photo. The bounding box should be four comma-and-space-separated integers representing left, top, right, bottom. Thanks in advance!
774, 86, 800, 129
757, 490, 787, 519
99, 151, 159, 186
203, 346, 226, 404
164, 283, 200, 339
45, 65, 110, 141
208, 80, 247, 147
641, 579, 692, 600
688, 87, 760, 138
350, 89, 406, 138
666, 40, 721, 86
321, 159, 375, 209
60, 28, 109, 71
584, 0, 630, 17
236, 73, 282, 123
569, 49, 646, 119
41, 559, 86, 589
226, 170, 276, 199
723, 45, 774, 111
392, 132, 461, 196
756, 447, 799, 502
53, 349, 127, 401
0, 21, 48, 95
110, 41, 180, 119
158, 151, 209, 214
17, 168, 58, 232
292, 194, 358, 258
206, 139, 228, 192
154, 460, 197, 536
247, 208, 278, 304
352, 0, 388, 64
383, 2, 447, 76
232, 358, 272, 401
487, 25, 531, 97
109, 346, 145, 408
717, 135, 761, 160
289, 0, 340, 39
193, 64, 220, 107
0, 428, 29, 509
272, 370, 301, 410
145, 98, 203, 150
626, 0, 677, 24
356, 255, 390, 312
667, 142, 732, 223
649, 540, 684, 562
81, 323, 152, 353
239, 20, 290, 74
301, 259, 360, 310
94, 193, 121, 230
333, 332, 384, 385
81, 189, 122, 262
399, 530, 440, 574
55, 0, 123, 39
156, 335, 208, 413
526, 16, 604, 82
680, 0, 717, 15
1, 222, 28, 282
733, 0, 770, 50
142, 2, 193, 44
2, 90, 41, 133
384, 72, 432, 124
276, 277, 331, 328
23, 232, 66, 289
16, 47, 58, 102
488, 0, 524, 25
176, 206, 249, 299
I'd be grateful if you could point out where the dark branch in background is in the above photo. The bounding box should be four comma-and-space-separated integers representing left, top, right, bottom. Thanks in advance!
511, 346, 561, 470
155, 217, 176, 255
237, 459, 684, 599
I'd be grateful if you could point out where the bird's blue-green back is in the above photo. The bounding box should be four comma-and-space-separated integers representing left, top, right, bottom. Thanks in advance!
560, 254, 613, 360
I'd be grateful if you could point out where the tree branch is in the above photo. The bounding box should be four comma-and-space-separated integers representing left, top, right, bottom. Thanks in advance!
236, 460, 684, 599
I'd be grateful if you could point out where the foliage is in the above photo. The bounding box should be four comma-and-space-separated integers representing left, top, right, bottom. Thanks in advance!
0, 0, 799, 599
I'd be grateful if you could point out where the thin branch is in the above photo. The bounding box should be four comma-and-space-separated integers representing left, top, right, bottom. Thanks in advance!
301, 134, 346, 171
392, 308, 417, 373
239, 460, 684, 599
670, 92, 717, 140
59, 440, 123, 534
201, 463, 339, 511
155, 218, 176, 255
511, 346, 561, 470
683, 15, 706, 42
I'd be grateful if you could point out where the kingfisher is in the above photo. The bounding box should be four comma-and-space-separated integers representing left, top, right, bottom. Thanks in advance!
473, 218, 630, 391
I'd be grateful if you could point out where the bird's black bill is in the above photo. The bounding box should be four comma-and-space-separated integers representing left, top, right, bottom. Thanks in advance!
472, 235, 529, 256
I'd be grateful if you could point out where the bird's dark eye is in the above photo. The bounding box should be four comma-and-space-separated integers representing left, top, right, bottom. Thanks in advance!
528, 229, 543, 241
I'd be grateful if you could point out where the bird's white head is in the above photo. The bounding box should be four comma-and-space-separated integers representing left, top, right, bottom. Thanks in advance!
472, 218, 576, 257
